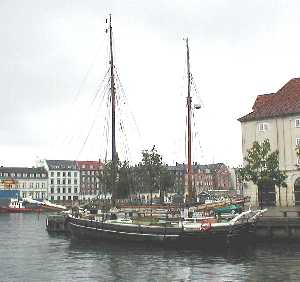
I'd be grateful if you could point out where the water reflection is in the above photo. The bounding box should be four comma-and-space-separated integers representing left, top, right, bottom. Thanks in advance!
2, 214, 300, 281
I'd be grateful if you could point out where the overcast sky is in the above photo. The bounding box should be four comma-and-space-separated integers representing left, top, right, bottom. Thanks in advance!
1, 0, 300, 168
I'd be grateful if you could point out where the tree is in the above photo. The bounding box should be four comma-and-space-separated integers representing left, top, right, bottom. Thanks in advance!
100, 159, 133, 202
238, 139, 287, 208
116, 160, 131, 199
159, 166, 175, 203
138, 145, 170, 204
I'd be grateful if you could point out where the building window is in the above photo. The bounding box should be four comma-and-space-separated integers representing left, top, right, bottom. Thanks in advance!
296, 138, 300, 146
57, 172, 60, 177
68, 172, 71, 177
50, 179, 54, 185
63, 188, 66, 193
57, 196, 60, 201
51, 196, 54, 201
68, 196, 71, 200
57, 188, 60, 193
57, 179, 60, 185
74, 179, 78, 185
51, 188, 54, 193
68, 188, 71, 193
258, 122, 268, 132
296, 119, 300, 128
68, 179, 71, 184
74, 172, 77, 177
51, 172, 54, 177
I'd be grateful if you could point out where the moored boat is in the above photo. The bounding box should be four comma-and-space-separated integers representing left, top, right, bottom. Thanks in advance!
67, 208, 266, 247
66, 15, 265, 248
0, 198, 43, 213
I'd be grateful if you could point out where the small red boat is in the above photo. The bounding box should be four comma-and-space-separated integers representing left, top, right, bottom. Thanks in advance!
0, 198, 43, 213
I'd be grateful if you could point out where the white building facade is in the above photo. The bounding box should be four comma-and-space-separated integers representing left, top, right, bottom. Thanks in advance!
43, 160, 80, 203
0, 167, 48, 200
239, 78, 300, 206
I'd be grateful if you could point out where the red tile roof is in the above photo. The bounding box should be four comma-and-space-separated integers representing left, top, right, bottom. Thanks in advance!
238, 78, 300, 122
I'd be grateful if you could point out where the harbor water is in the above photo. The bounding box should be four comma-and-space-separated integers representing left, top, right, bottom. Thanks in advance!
1, 213, 300, 281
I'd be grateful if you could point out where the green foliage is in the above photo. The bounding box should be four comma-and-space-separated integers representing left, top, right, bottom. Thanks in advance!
100, 159, 132, 199
98, 146, 175, 202
239, 139, 287, 188
295, 145, 300, 162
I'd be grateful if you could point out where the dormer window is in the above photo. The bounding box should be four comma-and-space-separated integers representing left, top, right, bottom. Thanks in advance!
296, 119, 300, 128
258, 122, 269, 132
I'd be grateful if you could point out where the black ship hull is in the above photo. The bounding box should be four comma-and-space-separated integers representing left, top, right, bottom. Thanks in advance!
67, 216, 254, 248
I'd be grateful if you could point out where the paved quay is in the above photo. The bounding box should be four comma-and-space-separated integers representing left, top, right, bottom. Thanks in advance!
253, 206, 300, 240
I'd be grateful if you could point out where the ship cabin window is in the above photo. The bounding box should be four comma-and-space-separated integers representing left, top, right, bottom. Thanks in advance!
296, 119, 300, 128
258, 122, 269, 132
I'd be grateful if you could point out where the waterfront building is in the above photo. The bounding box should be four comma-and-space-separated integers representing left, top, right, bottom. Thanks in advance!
0, 166, 48, 199
76, 160, 103, 201
168, 162, 233, 198
238, 77, 300, 206
43, 160, 80, 203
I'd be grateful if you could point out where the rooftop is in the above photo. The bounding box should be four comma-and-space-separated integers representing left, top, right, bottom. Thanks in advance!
238, 78, 300, 122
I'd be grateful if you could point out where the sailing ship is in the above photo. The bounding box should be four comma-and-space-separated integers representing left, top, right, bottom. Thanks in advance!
67, 15, 266, 247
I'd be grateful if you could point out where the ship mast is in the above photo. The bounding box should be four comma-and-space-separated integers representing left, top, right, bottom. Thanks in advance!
186, 38, 193, 203
108, 14, 116, 204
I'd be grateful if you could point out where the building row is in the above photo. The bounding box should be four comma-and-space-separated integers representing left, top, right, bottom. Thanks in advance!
0, 159, 234, 203
0, 160, 102, 202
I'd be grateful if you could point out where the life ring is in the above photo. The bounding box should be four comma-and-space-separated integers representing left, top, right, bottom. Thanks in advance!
200, 221, 211, 232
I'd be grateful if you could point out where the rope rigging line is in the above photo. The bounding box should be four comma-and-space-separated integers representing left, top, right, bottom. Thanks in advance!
76, 83, 111, 159
66, 77, 110, 147
191, 74, 204, 108
71, 36, 107, 106
89, 68, 110, 107
114, 82, 132, 163
114, 68, 142, 140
